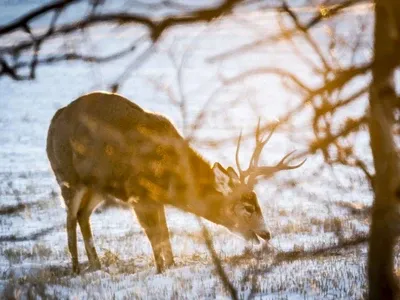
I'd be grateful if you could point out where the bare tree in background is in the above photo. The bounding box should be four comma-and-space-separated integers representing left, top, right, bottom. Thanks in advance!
367, 1, 400, 298
2, 0, 400, 298
0, 0, 245, 88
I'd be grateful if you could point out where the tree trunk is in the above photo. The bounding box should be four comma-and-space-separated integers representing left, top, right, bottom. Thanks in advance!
368, 1, 400, 299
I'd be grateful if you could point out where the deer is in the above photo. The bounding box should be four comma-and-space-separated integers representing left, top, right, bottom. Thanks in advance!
46, 91, 305, 274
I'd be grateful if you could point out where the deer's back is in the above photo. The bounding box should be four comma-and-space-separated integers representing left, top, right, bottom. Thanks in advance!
47, 92, 184, 200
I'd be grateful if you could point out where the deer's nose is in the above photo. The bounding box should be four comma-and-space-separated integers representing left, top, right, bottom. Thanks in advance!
257, 230, 271, 241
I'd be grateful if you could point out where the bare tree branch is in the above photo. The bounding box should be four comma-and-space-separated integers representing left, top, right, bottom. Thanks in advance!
208, 0, 367, 63
200, 220, 239, 300
0, 0, 79, 36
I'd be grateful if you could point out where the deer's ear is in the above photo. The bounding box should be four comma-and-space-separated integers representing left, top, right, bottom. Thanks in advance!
213, 162, 226, 173
212, 163, 231, 195
226, 167, 241, 186
227, 167, 239, 180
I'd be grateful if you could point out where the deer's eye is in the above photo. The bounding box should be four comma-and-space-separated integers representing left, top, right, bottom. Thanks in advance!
243, 204, 255, 214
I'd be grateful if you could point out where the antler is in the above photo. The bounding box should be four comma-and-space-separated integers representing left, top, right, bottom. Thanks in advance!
235, 119, 306, 188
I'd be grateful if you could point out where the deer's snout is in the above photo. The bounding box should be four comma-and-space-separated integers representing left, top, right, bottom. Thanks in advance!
256, 230, 271, 241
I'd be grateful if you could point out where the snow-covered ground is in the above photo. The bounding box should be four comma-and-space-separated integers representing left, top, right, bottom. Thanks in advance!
0, 1, 374, 299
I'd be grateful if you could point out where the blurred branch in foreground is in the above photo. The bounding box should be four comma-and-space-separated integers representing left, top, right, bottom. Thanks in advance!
0, 0, 245, 82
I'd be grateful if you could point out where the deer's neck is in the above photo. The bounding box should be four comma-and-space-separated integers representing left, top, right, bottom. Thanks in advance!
168, 147, 226, 224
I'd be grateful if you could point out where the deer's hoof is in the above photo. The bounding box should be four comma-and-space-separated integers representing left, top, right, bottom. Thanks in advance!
164, 260, 175, 269
72, 265, 81, 275
84, 262, 101, 273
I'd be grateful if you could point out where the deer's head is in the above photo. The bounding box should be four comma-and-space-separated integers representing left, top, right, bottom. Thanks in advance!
211, 120, 306, 243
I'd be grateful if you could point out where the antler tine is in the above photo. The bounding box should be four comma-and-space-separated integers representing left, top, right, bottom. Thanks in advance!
250, 121, 277, 169
235, 130, 245, 181
275, 150, 307, 170
246, 150, 306, 188
255, 117, 262, 141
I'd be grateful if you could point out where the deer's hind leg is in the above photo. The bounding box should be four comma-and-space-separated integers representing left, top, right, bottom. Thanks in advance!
77, 190, 103, 272
134, 203, 174, 273
62, 185, 88, 274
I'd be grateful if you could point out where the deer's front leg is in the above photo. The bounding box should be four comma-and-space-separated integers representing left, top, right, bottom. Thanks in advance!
134, 203, 173, 273
157, 205, 174, 268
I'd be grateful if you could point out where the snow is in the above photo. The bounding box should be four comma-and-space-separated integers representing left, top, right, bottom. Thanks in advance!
0, 1, 374, 299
